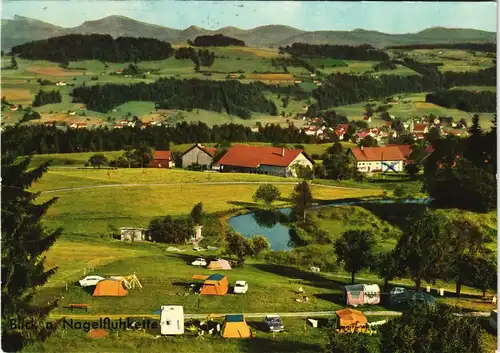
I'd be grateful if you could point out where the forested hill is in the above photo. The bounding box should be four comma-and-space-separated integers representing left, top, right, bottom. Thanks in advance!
279, 43, 389, 61
10, 34, 174, 62
71, 78, 277, 118
189, 34, 245, 47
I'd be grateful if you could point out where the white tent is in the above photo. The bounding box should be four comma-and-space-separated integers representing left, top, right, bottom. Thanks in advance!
160, 306, 184, 335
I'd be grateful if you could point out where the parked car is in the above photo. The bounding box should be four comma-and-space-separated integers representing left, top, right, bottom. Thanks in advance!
233, 280, 248, 294
79, 275, 105, 287
264, 315, 284, 332
191, 258, 207, 266
390, 290, 437, 306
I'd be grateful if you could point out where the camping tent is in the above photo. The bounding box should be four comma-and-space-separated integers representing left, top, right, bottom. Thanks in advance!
222, 314, 251, 338
160, 305, 184, 335
335, 308, 368, 328
92, 279, 127, 297
343, 284, 380, 306
207, 259, 232, 271
192, 274, 229, 296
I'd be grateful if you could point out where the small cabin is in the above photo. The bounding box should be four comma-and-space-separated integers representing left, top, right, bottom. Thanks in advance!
119, 227, 147, 242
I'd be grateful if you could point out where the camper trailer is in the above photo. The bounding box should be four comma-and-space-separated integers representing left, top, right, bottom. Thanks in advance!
160, 306, 184, 335
343, 284, 380, 306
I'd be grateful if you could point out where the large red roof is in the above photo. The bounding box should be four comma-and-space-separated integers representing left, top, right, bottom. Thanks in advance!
216, 144, 307, 168
350, 146, 405, 161
414, 123, 428, 132
153, 150, 173, 161
385, 144, 412, 158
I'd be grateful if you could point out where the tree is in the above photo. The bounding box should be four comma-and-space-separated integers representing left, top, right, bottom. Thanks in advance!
253, 184, 281, 205
373, 251, 399, 292
133, 143, 153, 168
334, 229, 376, 284
148, 216, 194, 244
291, 181, 313, 224
326, 142, 344, 155
467, 254, 497, 297
2, 156, 62, 351
250, 235, 270, 255
88, 153, 108, 168
359, 135, 378, 147
10, 54, 18, 69
190, 202, 204, 226
323, 153, 357, 180
224, 231, 253, 266
393, 210, 453, 291
122, 146, 135, 168
404, 163, 420, 176
326, 332, 380, 353
380, 304, 488, 353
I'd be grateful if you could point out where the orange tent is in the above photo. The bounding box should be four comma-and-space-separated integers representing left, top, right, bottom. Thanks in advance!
335, 308, 367, 328
222, 314, 251, 338
92, 279, 127, 297
192, 274, 228, 296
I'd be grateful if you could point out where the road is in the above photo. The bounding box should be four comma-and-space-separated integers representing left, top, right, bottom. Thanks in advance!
39, 182, 372, 194
49, 310, 490, 321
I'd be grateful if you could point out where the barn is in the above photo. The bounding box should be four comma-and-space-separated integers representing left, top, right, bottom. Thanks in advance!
181, 143, 217, 168
215, 144, 314, 177
348, 146, 405, 173
149, 150, 175, 168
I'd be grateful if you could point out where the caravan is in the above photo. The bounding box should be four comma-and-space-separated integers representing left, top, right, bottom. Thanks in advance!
160, 306, 184, 335
343, 284, 380, 306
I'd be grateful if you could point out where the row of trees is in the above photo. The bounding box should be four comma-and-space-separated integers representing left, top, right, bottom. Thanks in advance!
279, 43, 390, 61
2, 122, 317, 157
387, 42, 496, 53
425, 89, 496, 112
71, 78, 278, 116
11, 34, 174, 63
32, 89, 62, 107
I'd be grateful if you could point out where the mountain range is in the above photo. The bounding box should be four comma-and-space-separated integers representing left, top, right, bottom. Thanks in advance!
1, 15, 496, 51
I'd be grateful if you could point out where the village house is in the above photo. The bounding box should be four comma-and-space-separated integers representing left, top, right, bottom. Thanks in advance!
68, 111, 76, 116
69, 122, 87, 129
349, 146, 406, 173
9, 105, 18, 111
181, 143, 217, 168
119, 227, 147, 242
363, 116, 372, 123
149, 150, 175, 168
56, 81, 67, 86
412, 123, 429, 134
303, 126, 324, 137
112, 124, 123, 129
216, 144, 314, 178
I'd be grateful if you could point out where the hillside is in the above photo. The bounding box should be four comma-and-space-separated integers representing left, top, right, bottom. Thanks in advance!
1, 15, 496, 51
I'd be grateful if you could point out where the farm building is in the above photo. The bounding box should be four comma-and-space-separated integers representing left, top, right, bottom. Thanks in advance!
222, 315, 251, 338
160, 306, 184, 335
119, 227, 147, 242
215, 144, 314, 178
149, 150, 175, 168
193, 274, 229, 296
335, 308, 368, 328
181, 143, 217, 168
92, 279, 127, 297
207, 259, 232, 271
343, 284, 380, 306
349, 146, 406, 173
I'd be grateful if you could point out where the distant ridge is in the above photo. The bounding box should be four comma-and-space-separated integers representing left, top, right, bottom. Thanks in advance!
1, 15, 496, 50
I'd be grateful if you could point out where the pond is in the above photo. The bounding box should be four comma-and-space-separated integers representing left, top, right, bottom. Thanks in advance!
227, 198, 431, 251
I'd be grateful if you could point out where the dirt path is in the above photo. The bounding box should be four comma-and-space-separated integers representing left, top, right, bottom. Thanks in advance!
40, 182, 373, 194
48, 310, 490, 320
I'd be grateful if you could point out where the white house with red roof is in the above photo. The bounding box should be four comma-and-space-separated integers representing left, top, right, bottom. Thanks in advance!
349, 146, 406, 173
216, 145, 314, 177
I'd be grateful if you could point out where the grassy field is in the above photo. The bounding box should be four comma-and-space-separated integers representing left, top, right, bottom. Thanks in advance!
332, 92, 495, 127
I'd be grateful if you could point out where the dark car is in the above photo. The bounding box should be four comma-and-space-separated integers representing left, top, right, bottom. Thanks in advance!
263, 315, 284, 332
390, 290, 437, 306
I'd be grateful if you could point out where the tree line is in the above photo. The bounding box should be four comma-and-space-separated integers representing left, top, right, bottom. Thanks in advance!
426, 89, 496, 112
71, 78, 278, 117
188, 34, 245, 47
279, 43, 390, 61
32, 89, 62, 107
387, 42, 497, 53
1, 121, 317, 157
11, 34, 174, 63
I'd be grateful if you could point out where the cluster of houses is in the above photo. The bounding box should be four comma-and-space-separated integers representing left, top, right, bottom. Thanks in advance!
300, 115, 468, 143
148, 142, 433, 176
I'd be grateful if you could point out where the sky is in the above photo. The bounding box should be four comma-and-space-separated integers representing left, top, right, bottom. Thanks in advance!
1, 1, 497, 33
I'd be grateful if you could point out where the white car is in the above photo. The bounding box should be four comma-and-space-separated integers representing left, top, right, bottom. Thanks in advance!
191, 258, 207, 266
390, 287, 406, 296
79, 275, 105, 287
233, 280, 248, 294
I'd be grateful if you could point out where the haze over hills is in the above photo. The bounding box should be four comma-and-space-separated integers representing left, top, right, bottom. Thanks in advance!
1, 15, 496, 50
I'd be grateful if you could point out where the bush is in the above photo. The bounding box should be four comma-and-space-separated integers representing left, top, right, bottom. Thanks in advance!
148, 216, 194, 243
